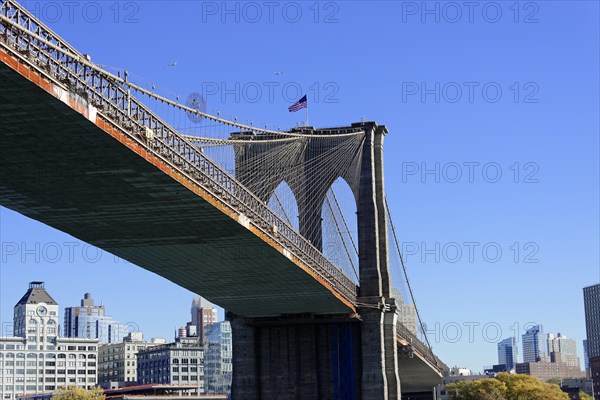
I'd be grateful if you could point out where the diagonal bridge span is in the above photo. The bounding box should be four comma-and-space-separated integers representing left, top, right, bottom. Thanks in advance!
0, 0, 358, 317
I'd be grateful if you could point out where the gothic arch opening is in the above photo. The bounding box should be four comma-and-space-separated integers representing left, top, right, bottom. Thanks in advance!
267, 181, 299, 231
321, 178, 359, 284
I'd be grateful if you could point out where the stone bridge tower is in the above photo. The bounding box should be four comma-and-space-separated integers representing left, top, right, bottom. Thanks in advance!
229, 122, 400, 400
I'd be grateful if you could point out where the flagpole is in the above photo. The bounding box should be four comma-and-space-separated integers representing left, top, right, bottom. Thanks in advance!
305, 103, 309, 127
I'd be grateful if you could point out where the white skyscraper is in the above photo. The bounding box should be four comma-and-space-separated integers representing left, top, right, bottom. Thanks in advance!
64, 293, 128, 344
391, 288, 418, 336
189, 296, 218, 342
548, 333, 581, 368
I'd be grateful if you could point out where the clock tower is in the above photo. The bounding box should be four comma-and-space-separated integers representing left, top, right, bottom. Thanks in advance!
13, 281, 60, 345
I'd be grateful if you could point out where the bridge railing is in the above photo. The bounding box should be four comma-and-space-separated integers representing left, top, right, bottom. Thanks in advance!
396, 323, 447, 375
0, 0, 358, 304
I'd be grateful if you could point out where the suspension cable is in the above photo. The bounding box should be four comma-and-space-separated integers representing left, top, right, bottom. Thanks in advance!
0, 14, 365, 139
330, 188, 359, 255
325, 193, 359, 281
385, 196, 435, 357
273, 192, 294, 227
180, 134, 301, 145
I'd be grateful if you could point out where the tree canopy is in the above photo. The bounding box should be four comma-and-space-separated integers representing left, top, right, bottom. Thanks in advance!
51, 386, 105, 400
579, 391, 593, 400
446, 373, 570, 400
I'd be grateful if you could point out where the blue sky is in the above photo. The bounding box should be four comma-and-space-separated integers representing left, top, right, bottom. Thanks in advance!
1, 1, 599, 373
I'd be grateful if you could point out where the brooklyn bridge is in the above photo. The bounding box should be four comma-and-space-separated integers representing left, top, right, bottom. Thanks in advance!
0, 0, 446, 398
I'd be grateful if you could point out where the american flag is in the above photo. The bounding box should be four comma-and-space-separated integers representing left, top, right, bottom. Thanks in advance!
288, 95, 308, 112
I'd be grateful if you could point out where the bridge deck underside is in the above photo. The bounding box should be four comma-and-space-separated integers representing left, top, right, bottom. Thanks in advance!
398, 356, 442, 393
397, 342, 444, 393
0, 61, 352, 317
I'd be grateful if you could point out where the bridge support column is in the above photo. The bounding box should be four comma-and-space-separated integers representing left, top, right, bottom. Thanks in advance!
356, 122, 401, 400
229, 314, 361, 399
359, 302, 387, 400
383, 303, 401, 399
230, 315, 259, 400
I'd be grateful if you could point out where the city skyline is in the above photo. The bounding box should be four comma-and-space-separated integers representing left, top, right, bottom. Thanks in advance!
1, 0, 599, 377
0, 273, 595, 373
0, 278, 226, 341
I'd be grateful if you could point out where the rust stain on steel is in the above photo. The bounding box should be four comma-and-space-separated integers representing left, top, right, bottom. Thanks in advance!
0, 48, 356, 314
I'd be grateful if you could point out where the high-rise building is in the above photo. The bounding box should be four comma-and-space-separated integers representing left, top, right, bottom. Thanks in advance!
203, 322, 232, 395
98, 332, 166, 386
584, 284, 600, 358
0, 282, 99, 400
497, 337, 518, 371
64, 293, 128, 344
522, 325, 548, 363
583, 283, 600, 398
548, 333, 580, 368
391, 288, 418, 336
136, 337, 204, 391
12, 282, 60, 339
188, 296, 218, 343
583, 339, 590, 373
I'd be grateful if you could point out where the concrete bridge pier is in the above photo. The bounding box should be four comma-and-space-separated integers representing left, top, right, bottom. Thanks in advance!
229, 314, 362, 399
357, 299, 401, 400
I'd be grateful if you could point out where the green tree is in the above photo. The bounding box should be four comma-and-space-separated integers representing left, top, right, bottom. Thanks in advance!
446, 379, 507, 400
495, 373, 569, 400
51, 386, 105, 400
445, 374, 570, 400
579, 391, 593, 400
